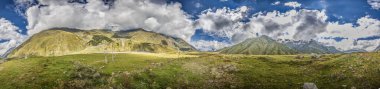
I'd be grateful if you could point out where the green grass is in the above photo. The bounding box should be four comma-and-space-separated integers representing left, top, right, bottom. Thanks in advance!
0, 53, 166, 88
0, 53, 380, 88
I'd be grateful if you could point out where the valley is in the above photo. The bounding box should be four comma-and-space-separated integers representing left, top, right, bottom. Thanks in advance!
0, 52, 379, 89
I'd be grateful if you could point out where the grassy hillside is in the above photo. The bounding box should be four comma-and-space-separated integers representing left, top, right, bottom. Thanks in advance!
8, 28, 196, 58
1, 52, 379, 89
220, 36, 298, 55
8, 30, 87, 58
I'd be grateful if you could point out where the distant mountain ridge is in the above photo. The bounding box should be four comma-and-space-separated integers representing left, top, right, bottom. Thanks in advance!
7, 28, 196, 58
219, 36, 298, 55
282, 40, 341, 54
220, 36, 342, 55
374, 45, 380, 52
1, 47, 15, 58
343, 48, 367, 53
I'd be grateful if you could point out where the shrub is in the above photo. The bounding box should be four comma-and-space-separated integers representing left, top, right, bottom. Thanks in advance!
161, 40, 168, 45
59, 61, 109, 89
88, 35, 113, 46
295, 55, 304, 59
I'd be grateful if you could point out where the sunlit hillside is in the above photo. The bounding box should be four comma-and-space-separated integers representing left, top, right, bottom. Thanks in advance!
8, 28, 196, 58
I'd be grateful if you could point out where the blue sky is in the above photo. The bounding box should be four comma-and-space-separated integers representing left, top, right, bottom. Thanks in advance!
0, 0, 27, 34
175, 0, 380, 23
1, 0, 380, 53
1, 0, 379, 35
174, 0, 379, 42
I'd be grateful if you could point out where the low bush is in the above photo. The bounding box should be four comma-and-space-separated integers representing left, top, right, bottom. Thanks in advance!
88, 35, 113, 46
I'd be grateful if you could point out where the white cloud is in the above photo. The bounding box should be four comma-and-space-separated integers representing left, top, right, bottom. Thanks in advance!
368, 0, 380, 10
22, 0, 195, 41
13, 0, 36, 17
246, 10, 380, 52
190, 40, 230, 51
195, 7, 378, 52
195, 2, 202, 8
284, 1, 301, 8
0, 18, 26, 56
317, 16, 380, 51
271, 1, 281, 5
242, 10, 380, 52
196, 7, 330, 50
220, 0, 228, 2
247, 9, 328, 41
196, 6, 249, 43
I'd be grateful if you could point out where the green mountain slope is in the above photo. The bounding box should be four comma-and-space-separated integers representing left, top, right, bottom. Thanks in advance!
219, 36, 297, 55
7, 28, 196, 58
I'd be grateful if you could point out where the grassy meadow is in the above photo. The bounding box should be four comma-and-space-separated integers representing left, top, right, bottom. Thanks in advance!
0, 52, 380, 89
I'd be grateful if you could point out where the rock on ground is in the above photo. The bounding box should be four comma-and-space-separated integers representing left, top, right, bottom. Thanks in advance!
303, 83, 318, 89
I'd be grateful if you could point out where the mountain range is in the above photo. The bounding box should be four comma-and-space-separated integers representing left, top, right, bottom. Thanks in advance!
7, 28, 196, 58
374, 45, 380, 52
6, 28, 377, 57
219, 36, 298, 55
342, 48, 368, 53
282, 40, 341, 54
220, 36, 342, 55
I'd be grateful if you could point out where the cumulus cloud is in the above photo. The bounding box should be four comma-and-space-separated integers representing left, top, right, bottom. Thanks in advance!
368, 0, 380, 10
13, 0, 37, 17
292, 10, 328, 40
241, 9, 380, 51
22, 0, 195, 41
0, 18, 27, 56
244, 9, 327, 42
196, 6, 329, 48
284, 1, 301, 8
271, 1, 281, 5
220, 0, 228, 2
195, 2, 202, 8
317, 16, 380, 51
238, 9, 380, 52
196, 6, 249, 43
229, 9, 380, 52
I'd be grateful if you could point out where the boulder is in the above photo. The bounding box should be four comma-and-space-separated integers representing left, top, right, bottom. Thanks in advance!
303, 83, 318, 89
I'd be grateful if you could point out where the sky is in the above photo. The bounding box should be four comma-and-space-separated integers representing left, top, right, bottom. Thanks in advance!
0, 0, 380, 55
